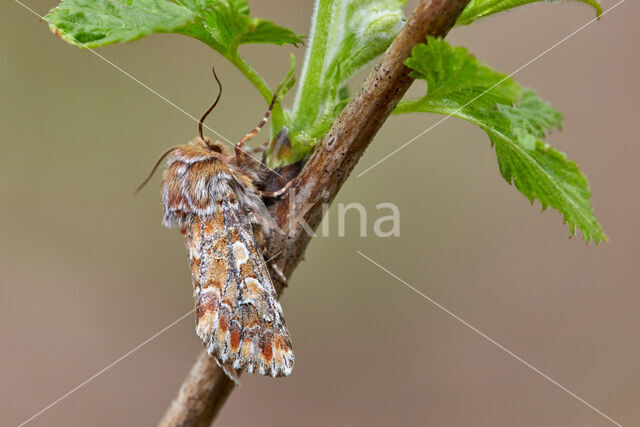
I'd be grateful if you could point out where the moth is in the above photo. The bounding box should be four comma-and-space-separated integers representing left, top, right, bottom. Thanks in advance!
140, 69, 294, 382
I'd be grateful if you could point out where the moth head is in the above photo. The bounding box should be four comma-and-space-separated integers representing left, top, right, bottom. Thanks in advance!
194, 136, 230, 158
208, 142, 223, 154
201, 137, 224, 154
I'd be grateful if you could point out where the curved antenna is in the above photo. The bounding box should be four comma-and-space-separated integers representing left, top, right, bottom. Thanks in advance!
133, 146, 180, 195
199, 66, 223, 141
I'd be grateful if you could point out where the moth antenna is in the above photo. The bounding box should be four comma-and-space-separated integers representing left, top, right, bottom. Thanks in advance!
199, 65, 223, 141
133, 146, 180, 195
237, 93, 278, 147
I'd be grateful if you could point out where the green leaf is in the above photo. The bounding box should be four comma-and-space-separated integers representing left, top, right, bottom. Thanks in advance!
457, 0, 602, 26
46, 0, 303, 128
396, 38, 605, 242
175, 0, 303, 55
46, 0, 303, 51
45, 0, 195, 47
284, 0, 406, 163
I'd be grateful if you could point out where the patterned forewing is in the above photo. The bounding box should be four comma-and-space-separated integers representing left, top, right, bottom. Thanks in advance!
185, 193, 294, 378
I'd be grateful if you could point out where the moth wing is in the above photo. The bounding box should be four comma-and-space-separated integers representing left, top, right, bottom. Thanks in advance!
185, 200, 294, 379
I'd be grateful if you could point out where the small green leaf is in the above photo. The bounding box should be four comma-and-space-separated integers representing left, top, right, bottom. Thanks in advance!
457, 0, 602, 26
396, 38, 605, 242
285, 0, 406, 161
45, 0, 195, 47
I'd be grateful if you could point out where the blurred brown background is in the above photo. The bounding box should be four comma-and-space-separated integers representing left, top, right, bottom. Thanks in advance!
1, 0, 638, 425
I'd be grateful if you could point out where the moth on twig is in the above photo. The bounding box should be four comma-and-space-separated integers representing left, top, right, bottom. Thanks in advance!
138, 68, 294, 383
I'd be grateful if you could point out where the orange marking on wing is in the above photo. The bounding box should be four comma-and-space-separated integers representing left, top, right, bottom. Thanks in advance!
203, 216, 216, 234
229, 328, 241, 352
218, 314, 228, 333
262, 338, 273, 363
197, 292, 216, 315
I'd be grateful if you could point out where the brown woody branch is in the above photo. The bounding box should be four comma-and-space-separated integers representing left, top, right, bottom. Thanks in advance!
159, 0, 470, 425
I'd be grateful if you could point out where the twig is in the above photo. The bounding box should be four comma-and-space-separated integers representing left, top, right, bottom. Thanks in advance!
160, 352, 235, 426
158, 1, 470, 425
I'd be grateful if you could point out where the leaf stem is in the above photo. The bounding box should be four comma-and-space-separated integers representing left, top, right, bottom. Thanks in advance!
289, 0, 333, 130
